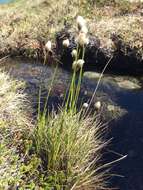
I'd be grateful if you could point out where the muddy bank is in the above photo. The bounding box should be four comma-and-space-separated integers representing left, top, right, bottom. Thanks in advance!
1, 29, 143, 76
56, 29, 143, 76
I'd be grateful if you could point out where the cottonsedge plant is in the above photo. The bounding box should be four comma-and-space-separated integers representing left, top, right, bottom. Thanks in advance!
34, 16, 110, 190
65, 16, 89, 112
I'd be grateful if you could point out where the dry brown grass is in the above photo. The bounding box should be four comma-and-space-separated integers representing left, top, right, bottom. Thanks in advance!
0, 0, 143, 58
0, 0, 79, 57
0, 68, 33, 144
0, 69, 34, 189
90, 15, 143, 51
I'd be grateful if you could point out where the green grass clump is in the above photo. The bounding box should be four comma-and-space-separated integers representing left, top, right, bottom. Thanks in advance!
34, 110, 107, 189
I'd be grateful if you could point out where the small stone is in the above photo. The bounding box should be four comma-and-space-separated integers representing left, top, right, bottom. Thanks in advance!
117, 80, 140, 90
84, 72, 101, 79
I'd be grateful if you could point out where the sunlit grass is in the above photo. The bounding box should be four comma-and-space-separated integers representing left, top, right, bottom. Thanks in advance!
0, 0, 143, 58
0, 69, 34, 189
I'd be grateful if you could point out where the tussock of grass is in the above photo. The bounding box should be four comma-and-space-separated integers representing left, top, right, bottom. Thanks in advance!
0, 50, 111, 189
34, 110, 108, 189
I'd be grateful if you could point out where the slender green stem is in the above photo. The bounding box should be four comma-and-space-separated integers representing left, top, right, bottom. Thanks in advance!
65, 44, 80, 112
38, 85, 42, 122
43, 64, 58, 115
74, 46, 85, 108
83, 56, 113, 117
65, 70, 76, 111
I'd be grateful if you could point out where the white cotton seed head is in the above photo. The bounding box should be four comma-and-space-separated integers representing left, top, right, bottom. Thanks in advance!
77, 59, 85, 68
78, 32, 89, 46
94, 101, 101, 110
63, 39, 70, 48
72, 61, 78, 70
71, 49, 77, 58
83, 102, 88, 108
72, 59, 84, 71
76, 16, 86, 30
45, 41, 52, 51
80, 25, 88, 34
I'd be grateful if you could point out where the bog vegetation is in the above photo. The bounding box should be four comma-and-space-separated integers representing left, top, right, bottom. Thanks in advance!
0, 0, 138, 189
0, 15, 112, 190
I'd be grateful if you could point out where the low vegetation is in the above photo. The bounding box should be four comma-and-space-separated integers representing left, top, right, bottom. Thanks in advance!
0, 70, 33, 189
0, 0, 143, 58
0, 15, 113, 189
